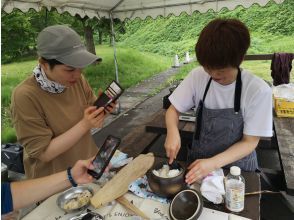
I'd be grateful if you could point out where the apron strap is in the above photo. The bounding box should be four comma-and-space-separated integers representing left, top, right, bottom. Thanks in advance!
234, 68, 242, 113
203, 78, 213, 103
194, 78, 212, 140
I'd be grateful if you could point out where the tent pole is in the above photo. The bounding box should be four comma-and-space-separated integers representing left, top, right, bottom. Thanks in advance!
110, 12, 119, 83
110, 12, 121, 114
45, 7, 48, 27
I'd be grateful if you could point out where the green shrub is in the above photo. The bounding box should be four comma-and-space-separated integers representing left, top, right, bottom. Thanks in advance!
119, 0, 294, 56
1, 127, 17, 144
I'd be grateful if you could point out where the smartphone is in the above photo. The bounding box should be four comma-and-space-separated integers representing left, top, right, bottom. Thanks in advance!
94, 80, 124, 108
87, 135, 121, 179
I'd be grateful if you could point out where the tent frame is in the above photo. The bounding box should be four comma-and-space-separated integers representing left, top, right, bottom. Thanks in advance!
109, 11, 122, 113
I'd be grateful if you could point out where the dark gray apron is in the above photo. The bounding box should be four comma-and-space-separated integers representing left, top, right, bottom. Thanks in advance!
188, 68, 258, 171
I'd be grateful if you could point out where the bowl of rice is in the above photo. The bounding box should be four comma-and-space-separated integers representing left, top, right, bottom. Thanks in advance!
146, 161, 185, 198
57, 186, 93, 213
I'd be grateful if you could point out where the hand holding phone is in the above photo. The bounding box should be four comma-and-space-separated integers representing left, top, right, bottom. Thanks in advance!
87, 135, 121, 179
94, 80, 124, 108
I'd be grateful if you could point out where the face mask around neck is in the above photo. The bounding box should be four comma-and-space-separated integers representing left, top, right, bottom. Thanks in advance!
33, 64, 65, 94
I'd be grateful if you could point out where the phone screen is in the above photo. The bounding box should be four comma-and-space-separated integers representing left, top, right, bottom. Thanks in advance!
87, 135, 121, 179
94, 81, 124, 108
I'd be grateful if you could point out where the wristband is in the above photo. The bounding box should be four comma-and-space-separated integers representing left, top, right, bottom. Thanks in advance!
67, 167, 77, 187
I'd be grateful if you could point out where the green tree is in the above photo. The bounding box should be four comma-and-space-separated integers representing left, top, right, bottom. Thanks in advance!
1, 10, 35, 63
1, 7, 84, 63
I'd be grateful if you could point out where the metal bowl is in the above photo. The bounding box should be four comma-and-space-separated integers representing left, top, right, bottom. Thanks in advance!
56, 186, 94, 213
169, 189, 203, 220
69, 211, 104, 220
146, 161, 185, 198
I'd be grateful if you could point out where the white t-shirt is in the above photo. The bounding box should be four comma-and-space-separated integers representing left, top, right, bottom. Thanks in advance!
169, 67, 273, 137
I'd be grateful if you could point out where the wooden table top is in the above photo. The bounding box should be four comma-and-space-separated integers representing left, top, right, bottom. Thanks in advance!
273, 116, 294, 195
145, 109, 194, 138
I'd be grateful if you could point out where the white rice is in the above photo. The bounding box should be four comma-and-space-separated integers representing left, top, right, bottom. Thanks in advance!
152, 164, 181, 178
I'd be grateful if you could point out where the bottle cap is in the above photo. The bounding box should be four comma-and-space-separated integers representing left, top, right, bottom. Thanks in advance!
230, 166, 241, 176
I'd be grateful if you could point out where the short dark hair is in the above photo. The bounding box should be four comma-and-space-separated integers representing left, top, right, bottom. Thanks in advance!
40, 57, 63, 69
195, 18, 250, 69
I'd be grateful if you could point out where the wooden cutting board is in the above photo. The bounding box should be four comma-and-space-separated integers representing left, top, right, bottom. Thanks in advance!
91, 153, 155, 208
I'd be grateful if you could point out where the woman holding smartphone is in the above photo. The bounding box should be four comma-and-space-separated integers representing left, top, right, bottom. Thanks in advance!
2, 158, 95, 216
11, 25, 115, 179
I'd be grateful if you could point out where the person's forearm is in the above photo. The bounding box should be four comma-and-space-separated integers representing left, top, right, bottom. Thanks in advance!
39, 119, 90, 162
212, 135, 260, 169
166, 105, 180, 133
11, 171, 70, 211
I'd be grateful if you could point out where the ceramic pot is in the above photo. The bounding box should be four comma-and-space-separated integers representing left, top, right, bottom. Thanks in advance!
146, 161, 185, 198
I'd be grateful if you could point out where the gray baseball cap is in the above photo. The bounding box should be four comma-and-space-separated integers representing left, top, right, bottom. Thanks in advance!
37, 25, 102, 68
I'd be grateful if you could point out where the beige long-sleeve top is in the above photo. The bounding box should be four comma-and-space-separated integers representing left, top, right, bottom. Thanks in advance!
11, 75, 98, 178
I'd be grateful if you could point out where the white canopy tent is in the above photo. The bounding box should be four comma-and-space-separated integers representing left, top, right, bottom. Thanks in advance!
2, 0, 285, 20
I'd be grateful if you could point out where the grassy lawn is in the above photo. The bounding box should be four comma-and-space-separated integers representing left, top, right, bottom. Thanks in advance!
1, 45, 172, 143
241, 60, 273, 82
84, 45, 172, 91
242, 60, 294, 82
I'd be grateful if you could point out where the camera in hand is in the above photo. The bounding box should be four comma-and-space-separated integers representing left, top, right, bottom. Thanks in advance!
94, 80, 124, 108
87, 135, 121, 179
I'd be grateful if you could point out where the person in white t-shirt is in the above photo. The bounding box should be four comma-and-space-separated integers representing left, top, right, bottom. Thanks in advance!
165, 18, 272, 185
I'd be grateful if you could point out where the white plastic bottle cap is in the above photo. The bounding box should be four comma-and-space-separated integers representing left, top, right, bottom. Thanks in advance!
230, 166, 241, 176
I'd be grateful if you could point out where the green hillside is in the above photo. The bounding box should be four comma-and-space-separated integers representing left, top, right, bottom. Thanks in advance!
118, 0, 294, 58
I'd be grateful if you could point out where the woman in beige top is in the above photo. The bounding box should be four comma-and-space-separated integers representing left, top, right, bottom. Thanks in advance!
11, 25, 114, 178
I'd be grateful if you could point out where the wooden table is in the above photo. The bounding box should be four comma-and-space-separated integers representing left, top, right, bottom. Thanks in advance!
145, 109, 261, 220
146, 109, 194, 138
23, 107, 261, 220
273, 116, 294, 195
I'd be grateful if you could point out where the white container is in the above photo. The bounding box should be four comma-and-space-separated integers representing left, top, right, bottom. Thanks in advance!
173, 54, 180, 67
185, 51, 190, 63
225, 166, 245, 212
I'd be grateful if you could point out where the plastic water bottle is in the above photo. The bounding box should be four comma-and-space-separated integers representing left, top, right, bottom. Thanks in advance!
225, 166, 245, 212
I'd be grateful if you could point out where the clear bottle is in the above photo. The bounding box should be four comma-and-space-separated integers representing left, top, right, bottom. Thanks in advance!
225, 166, 245, 212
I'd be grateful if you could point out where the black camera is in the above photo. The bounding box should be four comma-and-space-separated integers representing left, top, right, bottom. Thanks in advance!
1, 143, 25, 174
163, 84, 179, 109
